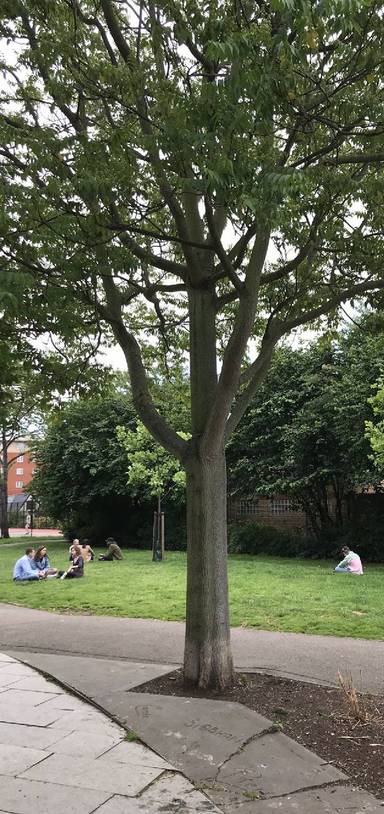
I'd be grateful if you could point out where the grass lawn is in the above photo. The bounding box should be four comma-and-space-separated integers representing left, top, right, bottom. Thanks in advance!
0, 543, 383, 639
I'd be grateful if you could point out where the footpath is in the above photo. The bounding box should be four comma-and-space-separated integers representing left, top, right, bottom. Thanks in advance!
1, 605, 384, 812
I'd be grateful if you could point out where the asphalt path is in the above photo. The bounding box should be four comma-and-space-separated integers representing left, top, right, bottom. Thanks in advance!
0, 603, 383, 694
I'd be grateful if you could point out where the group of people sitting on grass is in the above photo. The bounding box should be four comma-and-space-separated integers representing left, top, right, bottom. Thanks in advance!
12, 537, 123, 582
12, 541, 361, 582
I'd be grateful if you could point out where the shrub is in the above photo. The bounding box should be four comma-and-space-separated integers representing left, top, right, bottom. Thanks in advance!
227, 522, 308, 557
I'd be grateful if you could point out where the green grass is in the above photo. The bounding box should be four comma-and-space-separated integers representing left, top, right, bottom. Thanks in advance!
0, 536, 64, 546
1, 544, 383, 639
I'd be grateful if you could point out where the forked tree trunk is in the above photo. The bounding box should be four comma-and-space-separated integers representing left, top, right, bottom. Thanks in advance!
184, 449, 233, 690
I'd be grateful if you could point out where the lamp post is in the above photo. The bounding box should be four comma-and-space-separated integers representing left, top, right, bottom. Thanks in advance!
152, 493, 165, 562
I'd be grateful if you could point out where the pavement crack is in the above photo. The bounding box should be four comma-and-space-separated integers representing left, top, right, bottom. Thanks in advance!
266, 778, 348, 800
213, 725, 277, 782
88, 793, 115, 812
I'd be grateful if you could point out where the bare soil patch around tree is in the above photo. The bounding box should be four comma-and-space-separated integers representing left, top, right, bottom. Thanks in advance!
135, 669, 384, 800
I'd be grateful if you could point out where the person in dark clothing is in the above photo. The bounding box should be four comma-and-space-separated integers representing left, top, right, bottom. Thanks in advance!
98, 537, 123, 561
59, 544, 84, 579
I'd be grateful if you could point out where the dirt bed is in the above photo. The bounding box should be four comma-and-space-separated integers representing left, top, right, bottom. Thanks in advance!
134, 669, 384, 800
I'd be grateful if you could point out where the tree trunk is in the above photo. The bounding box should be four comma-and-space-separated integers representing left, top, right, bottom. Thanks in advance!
184, 449, 233, 690
183, 285, 233, 690
0, 427, 9, 538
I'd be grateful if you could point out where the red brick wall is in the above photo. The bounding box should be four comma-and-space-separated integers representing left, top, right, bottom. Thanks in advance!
228, 495, 307, 533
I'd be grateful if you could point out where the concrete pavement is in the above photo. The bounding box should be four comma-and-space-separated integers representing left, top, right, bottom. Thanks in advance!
0, 651, 221, 814
1, 603, 383, 693
1, 650, 383, 813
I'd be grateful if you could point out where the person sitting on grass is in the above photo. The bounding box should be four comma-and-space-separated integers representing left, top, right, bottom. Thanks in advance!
69, 538, 80, 558
81, 539, 95, 562
13, 548, 46, 582
98, 537, 123, 561
59, 544, 84, 580
335, 546, 363, 575
32, 545, 58, 578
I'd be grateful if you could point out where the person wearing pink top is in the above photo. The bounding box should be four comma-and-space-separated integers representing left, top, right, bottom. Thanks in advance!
335, 546, 363, 574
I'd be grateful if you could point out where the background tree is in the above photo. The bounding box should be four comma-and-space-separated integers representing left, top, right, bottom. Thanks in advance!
366, 378, 384, 477
229, 315, 384, 539
33, 394, 137, 539
1, 1, 384, 687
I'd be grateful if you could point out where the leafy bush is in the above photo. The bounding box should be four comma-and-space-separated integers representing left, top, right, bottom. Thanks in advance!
228, 522, 308, 557
227, 517, 384, 563
63, 498, 187, 551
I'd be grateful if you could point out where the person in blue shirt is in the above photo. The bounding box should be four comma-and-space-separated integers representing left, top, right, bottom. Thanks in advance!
32, 545, 58, 578
13, 548, 46, 582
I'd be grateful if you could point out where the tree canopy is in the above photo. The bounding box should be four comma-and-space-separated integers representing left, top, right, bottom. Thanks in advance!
229, 315, 384, 537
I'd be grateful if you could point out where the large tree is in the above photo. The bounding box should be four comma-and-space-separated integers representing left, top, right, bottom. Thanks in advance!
1, 1, 384, 687
228, 317, 384, 539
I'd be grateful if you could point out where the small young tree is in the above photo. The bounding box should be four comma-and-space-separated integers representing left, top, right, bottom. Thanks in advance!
1, 2, 384, 687
117, 421, 188, 557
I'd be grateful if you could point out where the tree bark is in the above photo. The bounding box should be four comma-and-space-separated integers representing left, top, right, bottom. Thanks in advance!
184, 449, 233, 690
0, 427, 10, 538
183, 285, 234, 689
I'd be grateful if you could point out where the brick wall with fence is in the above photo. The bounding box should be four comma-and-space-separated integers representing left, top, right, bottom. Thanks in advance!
228, 495, 307, 532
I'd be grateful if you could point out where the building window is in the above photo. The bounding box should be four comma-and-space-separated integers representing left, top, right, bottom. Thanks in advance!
16, 468, 24, 475
270, 498, 294, 514
237, 500, 259, 516
16, 455, 24, 463
15, 481, 24, 489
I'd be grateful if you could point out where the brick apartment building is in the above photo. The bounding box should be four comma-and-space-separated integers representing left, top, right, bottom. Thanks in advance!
7, 439, 35, 510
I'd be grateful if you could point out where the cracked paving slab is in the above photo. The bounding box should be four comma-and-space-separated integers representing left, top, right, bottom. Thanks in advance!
230, 785, 384, 813
215, 731, 346, 797
93, 772, 223, 813
111, 692, 271, 781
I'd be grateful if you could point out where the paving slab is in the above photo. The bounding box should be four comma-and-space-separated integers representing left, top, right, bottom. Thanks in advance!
98, 739, 175, 769
0, 672, 25, 688
111, 691, 271, 781
141, 771, 222, 810
4, 651, 175, 697
95, 773, 222, 814
47, 709, 126, 737
0, 700, 68, 727
38, 692, 94, 711
20, 752, 165, 796
10, 675, 66, 693
0, 662, 37, 676
43, 728, 124, 758
0, 775, 111, 814
0, 743, 50, 776
0, 721, 69, 750
243, 785, 384, 813
216, 731, 345, 797
0, 688, 59, 707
